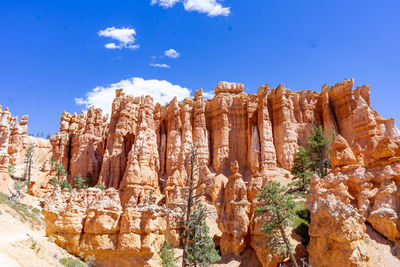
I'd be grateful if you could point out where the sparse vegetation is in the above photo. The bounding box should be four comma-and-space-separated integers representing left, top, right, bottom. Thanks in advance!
160, 237, 177, 267
0, 192, 43, 227
30, 238, 41, 254
185, 204, 220, 266
60, 179, 72, 191
181, 147, 220, 267
24, 146, 34, 189
73, 174, 87, 189
53, 162, 66, 182
59, 257, 86, 267
95, 182, 106, 190
289, 125, 335, 196
256, 181, 298, 267
8, 164, 16, 179
292, 201, 311, 246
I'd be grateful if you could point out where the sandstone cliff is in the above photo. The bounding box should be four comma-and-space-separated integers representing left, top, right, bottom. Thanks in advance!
0, 106, 52, 193
41, 79, 400, 266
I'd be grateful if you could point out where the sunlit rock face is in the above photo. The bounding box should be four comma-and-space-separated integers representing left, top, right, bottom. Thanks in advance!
306, 80, 400, 266
42, 79, 400, 266
0, 106, 52, 192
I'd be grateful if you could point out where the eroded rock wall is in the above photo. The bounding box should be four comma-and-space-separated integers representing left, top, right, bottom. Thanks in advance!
44, 80, 400, 266
306, 83, 400, 266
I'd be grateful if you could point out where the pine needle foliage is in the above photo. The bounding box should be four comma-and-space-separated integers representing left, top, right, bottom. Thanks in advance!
160, 237, 177, 267
185, 204, 220, 267
73, 174, 87, 189
256, 181, 298, 267
182, 146, 220, 267
289, 125, 334, 195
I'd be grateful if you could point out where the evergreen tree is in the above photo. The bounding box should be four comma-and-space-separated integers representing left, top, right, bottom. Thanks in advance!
50, 155, 57, 173
46, 133, 51, 139
86, 172, 94, 187
8, 164, 16, 179
289, 125, 334, 195
307, 125, 333, 178
160, 237, 177, 267
73, 174, 87, 189
95, 182, 106, 190
256, 181, 298, 267
24, 146, 34, 189
182, 147, 219, 267
186, 204, 220, 267
59, 179, 72, 191
53, 162, 66, 182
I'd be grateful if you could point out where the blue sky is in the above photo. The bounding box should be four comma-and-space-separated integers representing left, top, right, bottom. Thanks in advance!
1, 0, 399, 136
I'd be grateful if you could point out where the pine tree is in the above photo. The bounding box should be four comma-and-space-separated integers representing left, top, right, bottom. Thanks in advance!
185, 204, 220, 267
182, 147, 220, 267
256, 181, 298, 267
289, 125, 334, 195
53, 162, 66, 182
8, 164, 16, 179
24, 146, 34, 189
59, 179, 72, 191
160, 237, 177, 267
307, 125, 333, 178
95, 182, 106, 190
73, 174, 87, 189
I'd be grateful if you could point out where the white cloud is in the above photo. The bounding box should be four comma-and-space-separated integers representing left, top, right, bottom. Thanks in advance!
105, 43, 122, 49
150, 63, 171, 68
165, 48, 180, 58
151, 0, 230, 16
98, 27, 140, 50
151, 0, 180, 8
183, 0, 230, 16
202, 90, 215, 99
75, 77, 190, 115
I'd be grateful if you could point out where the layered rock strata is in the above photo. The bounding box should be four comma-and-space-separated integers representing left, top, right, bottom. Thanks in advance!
43, 79, 400, 266
42, 187, 167, 266
306, 80, 400, 266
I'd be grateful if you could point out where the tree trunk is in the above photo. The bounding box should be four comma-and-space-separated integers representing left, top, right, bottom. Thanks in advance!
182, 152, 195, 267
279, 225, 298, 267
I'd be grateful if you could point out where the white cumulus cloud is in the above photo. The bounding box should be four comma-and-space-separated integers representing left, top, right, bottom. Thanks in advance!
75, 77, 190, 115
151, 0, 230, 17
98, 27, 140, 50
165, 48, 180, 58
150, 63, 171, 68
183, 0, 230, 16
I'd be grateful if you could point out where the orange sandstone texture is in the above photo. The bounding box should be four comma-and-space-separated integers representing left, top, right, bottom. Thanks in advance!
41, 80, 400, 266
0, 105, 51, 193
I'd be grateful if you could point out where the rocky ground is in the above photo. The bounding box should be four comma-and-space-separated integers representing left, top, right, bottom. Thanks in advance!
0, 192, 87, 267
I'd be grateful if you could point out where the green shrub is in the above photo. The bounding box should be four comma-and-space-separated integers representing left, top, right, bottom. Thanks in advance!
59, 257, 86, 267
95, 182, 106, 190
60, 179, 72, 191
160, 237, 177, 267
49, 178, 58, 187
0, 192, 43, 226
73, 174, 87, 189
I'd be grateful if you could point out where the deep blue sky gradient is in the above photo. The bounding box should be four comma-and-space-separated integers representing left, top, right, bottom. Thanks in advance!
1, 0, 399, 135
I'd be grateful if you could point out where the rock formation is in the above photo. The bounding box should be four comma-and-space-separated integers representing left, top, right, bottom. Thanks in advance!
41, 79, 400, 266
306, 80, 400, 266
217, 160, 250, 255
